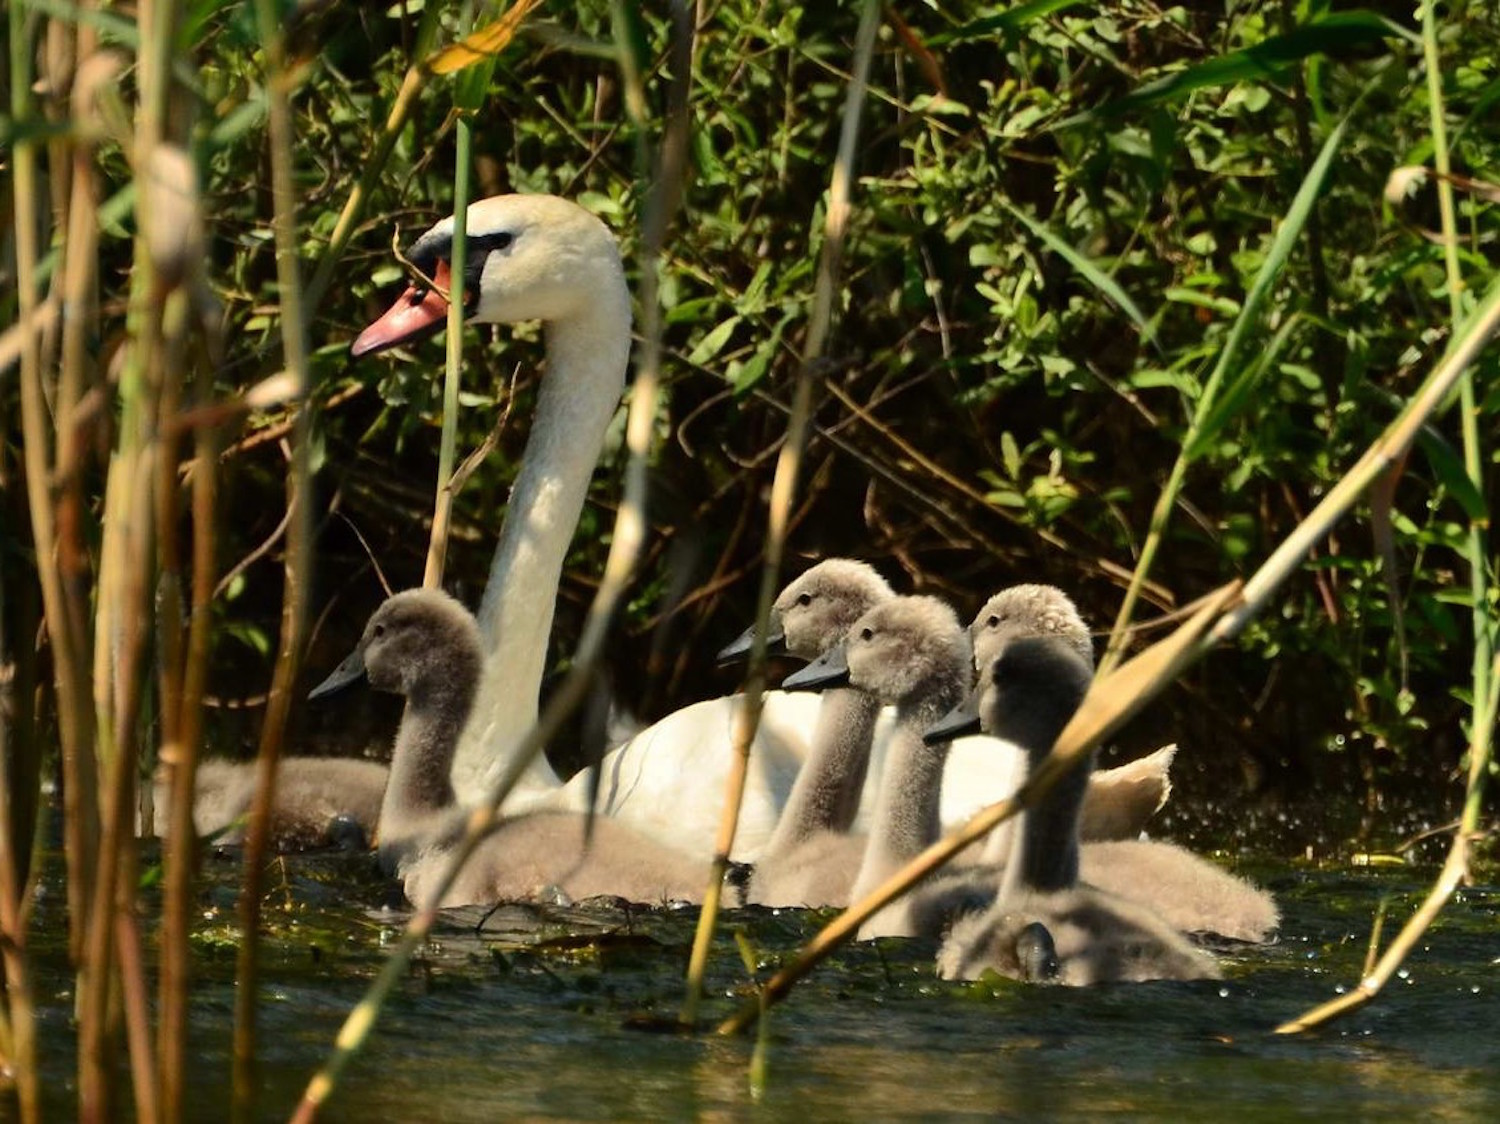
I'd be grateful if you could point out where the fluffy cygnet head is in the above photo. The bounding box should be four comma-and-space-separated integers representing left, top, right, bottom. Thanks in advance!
717, 557, 894, 664
970, 583, 1093, 674
979, 635, 1095, 754
311, 588, 483, 704
773, 559, 895, 659
842, 596, 971, 708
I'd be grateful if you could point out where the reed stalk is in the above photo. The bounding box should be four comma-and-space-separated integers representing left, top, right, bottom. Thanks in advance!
1, 9, 59, 1120
75, 1, 190, 1114
156, 250, 211, 1122
680, 0, 880, 1027
13, 0, 100, 982
1418, 0, 1492, 751
158, 311, 222, 1123
231, 3, 316, 1119
1099, 108, 1354, 674
0, 590, 39, 1124
1272, 5, 1496, 1035
289, 7, 687, 1115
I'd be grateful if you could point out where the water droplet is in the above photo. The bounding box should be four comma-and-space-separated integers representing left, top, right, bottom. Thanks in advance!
1397, 967, 1410, 981
1218, 987, 1230, 998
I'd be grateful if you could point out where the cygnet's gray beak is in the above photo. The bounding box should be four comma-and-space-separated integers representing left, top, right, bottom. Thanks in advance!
715, 615, 787, 665
924, 686, 982, 744
308, 646, 367, 700
781, 643, 849, 691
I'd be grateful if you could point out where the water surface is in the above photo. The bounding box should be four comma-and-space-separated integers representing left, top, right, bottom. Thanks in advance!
17, 856, 1499, 1121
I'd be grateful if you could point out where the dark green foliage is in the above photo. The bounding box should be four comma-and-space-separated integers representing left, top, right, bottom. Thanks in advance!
8, 1, 1496, 835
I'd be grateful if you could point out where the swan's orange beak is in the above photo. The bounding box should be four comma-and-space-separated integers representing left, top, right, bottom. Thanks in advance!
350, 259, 454, 357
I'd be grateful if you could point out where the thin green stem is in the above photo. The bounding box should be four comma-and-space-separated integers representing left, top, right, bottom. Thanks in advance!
303, 8, 446, 314
232, 2, 316, 1119
1420, 0, 1492, 737
1101, 113, 1351, 674
1272, 3, 1496, 1038
289, 6, 685, 1113
424, 0, 475, 590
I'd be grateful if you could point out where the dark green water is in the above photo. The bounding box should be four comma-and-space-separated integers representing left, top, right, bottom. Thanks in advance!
16, 857, 1500, 1121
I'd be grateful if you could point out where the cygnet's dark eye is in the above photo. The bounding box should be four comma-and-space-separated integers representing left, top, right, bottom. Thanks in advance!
986, 614, 1000, 630
372, 623, 386, 639
859, 627, 874, 642
797, 592, 813, 607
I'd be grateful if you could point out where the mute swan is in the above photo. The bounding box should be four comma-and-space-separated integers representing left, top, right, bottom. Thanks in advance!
351, 195, 849, 858
309, 589, 711, 908
970, 585, 1276, 941
932, 640, 1222, 984
774, 596, 973, 938
968, 583, 1174, 858
151, 757, 387, 851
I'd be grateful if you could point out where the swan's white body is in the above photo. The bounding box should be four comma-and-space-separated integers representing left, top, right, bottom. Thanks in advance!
539, 692, 1036, 863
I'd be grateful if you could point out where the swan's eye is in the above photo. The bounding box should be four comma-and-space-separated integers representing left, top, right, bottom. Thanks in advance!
859, 627, 874, 642
986, 615, 1000, 630
470, 230, 514, 254
372, 624, 386, 639
797, 592, 813, 607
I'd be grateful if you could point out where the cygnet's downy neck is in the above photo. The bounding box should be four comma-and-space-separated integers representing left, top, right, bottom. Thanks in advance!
381, 656, 482, 860
990, 658, 1091, 896
456, 291, 632, 803
761, 687, 882, 857
849, 679, 964, 903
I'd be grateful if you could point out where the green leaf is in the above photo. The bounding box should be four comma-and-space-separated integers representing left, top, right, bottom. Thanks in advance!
688, 316, 742, 367
996, 199, 1155, 347
1184, 112, 1351, 461
1000, 432, 1022, 480
1188, 312, 1303, 459
1414, 425, 1488, 522
931, 0, 1088, 47
1066, 12, 1413, 124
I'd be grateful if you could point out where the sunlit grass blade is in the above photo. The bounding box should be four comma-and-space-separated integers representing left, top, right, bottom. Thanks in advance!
1102, 107, 1352, 672
1067, 11, 1415, 125
680, 0, 882, 1028
998, 197, 1155, 347
426, 0, 546, 75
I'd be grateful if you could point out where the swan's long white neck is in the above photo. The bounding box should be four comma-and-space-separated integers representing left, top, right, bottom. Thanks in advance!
451, 284, 632, 806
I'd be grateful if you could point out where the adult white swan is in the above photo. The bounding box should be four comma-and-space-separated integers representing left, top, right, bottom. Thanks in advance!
352, 194, 824, 857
